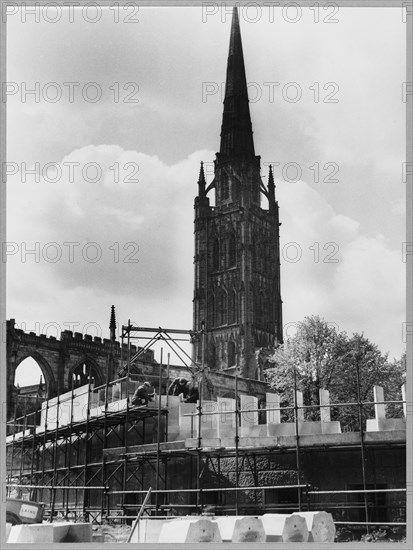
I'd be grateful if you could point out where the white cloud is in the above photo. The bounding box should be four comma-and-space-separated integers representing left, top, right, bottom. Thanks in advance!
7, 146, 405, 362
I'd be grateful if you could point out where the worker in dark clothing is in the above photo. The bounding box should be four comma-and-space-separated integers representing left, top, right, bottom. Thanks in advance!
183, 383, 199, 403
168, 377, 189, 398
131, 381, 154, 406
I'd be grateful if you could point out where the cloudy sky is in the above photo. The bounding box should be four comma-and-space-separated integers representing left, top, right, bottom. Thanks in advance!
6, 5, 406, 385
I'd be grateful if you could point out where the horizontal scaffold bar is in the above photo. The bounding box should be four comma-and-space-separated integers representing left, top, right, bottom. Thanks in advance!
108, 484, 307, 495
6, 484, 107, 490
122, 326, 197, 335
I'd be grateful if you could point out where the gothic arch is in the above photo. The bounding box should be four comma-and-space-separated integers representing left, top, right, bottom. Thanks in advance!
218, 289, 228, 325
227, 340, 236, 367
68, 357, 105, 389
13, 352, 56, 398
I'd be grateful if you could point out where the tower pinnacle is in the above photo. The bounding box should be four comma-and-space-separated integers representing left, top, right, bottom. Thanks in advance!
219, 6, 255, 158
109, 305, 116, 341
197, 161, 206, 196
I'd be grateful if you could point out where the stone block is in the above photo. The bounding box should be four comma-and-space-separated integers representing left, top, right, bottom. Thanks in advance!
185, 519, 222, 543
240, 424, 267, 438
112, 382, 121, 401
240, 394, 258, 427
200, 400, 219, 437
373, 385, 386, 420
58, 522, 93, 542
131, 517, 167, 543
366, 418, 406, 432
298, 511, 336, 542
231, 517, 266, 542
267, 422, 296, 437
266, 392, 281, 424
158, 518, 221, 544
7, 522, 92, 543
166, 396, 181, 440
321, 421, 341, 434
217, 397, 236, 427
179, 402, 197, 438
282, 514, 309, 542
268, 420, 340, 437
296, 391, 304, 420
319, 389, 331, 423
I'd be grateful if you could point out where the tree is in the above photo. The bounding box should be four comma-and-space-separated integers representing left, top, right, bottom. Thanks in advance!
265, 316, 406, 430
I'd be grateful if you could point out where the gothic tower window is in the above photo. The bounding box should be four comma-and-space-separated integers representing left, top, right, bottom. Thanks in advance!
208, 341, 216, 369
228, 289, 237, 324
221, 238, 227, 270
227, 340, 236, 367
227, 233, 236, 267
213, 238, 219, 271
221, 173, 230, 201
209, 294, 215, 327
219, 290, 227, 325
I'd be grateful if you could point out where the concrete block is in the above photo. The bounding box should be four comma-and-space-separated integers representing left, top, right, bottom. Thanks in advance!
158, 518, 221, 544
240, 424, 268, 438
195, 400, 219, 438
8, 523, 67, 543
296, 391, 304, 420
321, 421, 341, 434
217, 397, 236, 439
179, 402, 197, 438
266, 392, 281, 424
72, 391, 89, 422
319, 389, 331, 423
267, 422, 296, 437
112, 382, 121, 401
232, 517, 266, 543
366, 418, 406, 432
160, 396, 180, 441
8, 522, 92, 543
185, 519, 222, 543
373, 385, 386, 420
240, 394, 258, 427
268, 420, 341, 437
57, 522, 93, 542
298, 511, 336, 542
282, 514, 309, 542
132, 517, 168, 543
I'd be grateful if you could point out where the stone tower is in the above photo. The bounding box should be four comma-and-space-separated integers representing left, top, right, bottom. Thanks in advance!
193, 7, 283, 379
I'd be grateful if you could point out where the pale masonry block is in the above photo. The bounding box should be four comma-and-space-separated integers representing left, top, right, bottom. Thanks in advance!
266, 392, 281, 424
319, 389, 331, 423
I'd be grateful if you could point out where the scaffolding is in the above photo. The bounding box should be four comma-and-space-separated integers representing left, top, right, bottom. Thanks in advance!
6, 325, 407, 536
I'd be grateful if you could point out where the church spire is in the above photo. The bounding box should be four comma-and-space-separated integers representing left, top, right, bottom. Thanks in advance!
219, 6, 255, 158
268, 164, 276, 214
197, 161, 206, 196
109, 305, 116, 341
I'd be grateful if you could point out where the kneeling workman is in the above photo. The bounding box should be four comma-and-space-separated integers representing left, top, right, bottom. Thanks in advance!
131, 381, 154, 406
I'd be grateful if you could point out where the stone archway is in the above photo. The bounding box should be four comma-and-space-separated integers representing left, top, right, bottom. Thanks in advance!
13, 352, 56, 398
68, 357, 105, 390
